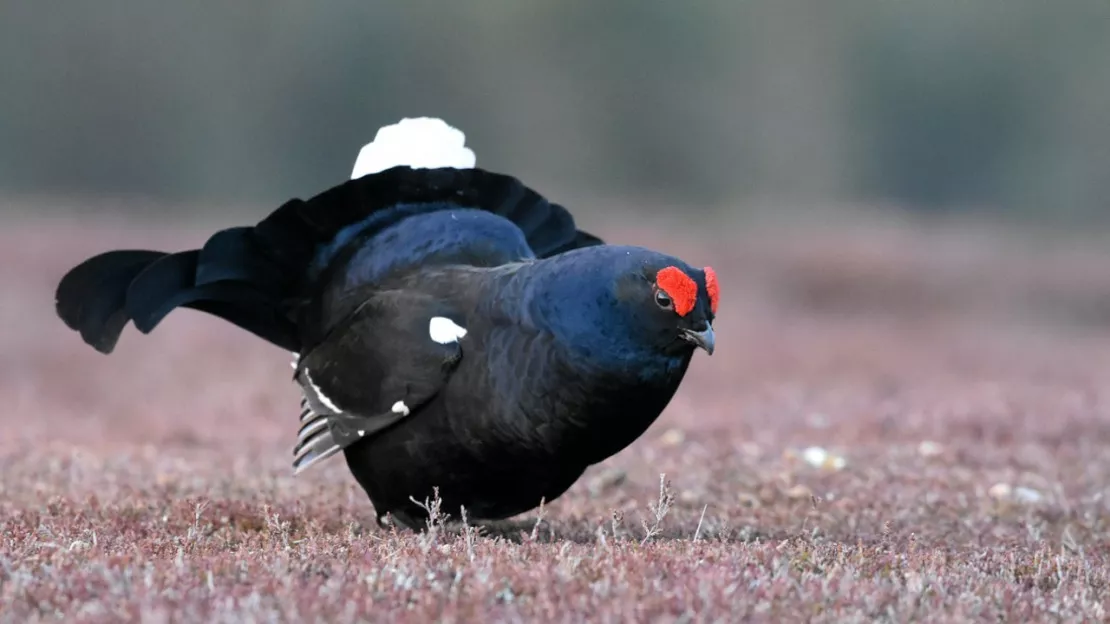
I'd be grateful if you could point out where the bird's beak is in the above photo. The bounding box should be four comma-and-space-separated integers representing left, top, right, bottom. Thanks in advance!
681, 323, 715, 355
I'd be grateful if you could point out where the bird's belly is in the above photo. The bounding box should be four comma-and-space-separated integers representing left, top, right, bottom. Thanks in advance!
342, 411, 588, 522
340, 368, 684, 524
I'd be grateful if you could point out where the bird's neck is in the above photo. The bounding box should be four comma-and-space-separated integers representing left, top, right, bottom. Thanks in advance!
485, 261, 695, 462
506, 260, 690, 385
543, 342, 692, 463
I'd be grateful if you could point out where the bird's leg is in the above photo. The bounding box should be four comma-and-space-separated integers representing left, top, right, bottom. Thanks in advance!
376, 509, 422, 532
391, 509, 423, 531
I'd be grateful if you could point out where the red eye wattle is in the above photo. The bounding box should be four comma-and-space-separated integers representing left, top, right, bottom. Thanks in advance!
704, 266, 719, 314
655, 266, 697, 317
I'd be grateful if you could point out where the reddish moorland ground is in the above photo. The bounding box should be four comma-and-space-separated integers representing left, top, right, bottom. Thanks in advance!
3, 211, 1110, 622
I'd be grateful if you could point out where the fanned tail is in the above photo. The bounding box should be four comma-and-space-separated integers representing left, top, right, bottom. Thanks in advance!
55, 117, 603, 355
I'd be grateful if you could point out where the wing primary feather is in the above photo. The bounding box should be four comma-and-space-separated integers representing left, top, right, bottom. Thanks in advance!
292, 409, 342, 470
297, 416, 329, 443
293, 440, 342, 475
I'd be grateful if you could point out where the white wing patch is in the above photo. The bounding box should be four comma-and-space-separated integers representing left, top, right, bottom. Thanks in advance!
291, 357, 424, 475
429, 316, 467, 344
303, 368, 342, 413
350, 117, 476, 179
294, 367, 345, 474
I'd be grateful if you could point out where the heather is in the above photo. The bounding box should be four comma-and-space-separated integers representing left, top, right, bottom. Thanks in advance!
4, 215, 1110, 622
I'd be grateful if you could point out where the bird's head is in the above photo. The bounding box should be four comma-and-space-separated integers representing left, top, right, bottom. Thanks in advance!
533, 246, 718, 367
612, 253, 718, 357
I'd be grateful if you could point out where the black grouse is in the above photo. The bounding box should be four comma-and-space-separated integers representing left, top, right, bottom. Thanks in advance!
54, 118, 719, 529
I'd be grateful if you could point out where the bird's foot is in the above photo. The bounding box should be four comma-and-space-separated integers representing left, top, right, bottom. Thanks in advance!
376, 510, 422, 532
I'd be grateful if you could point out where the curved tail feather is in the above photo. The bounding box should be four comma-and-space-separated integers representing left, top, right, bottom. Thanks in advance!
55, 117, 603, 354
55, 250, 168, 353
55, 244, 301, 354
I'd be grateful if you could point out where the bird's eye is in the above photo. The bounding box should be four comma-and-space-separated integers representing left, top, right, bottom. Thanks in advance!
654, 289, 674, 310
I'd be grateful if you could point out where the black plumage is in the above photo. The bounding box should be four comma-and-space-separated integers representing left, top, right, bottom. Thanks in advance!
55, 122, 717, 529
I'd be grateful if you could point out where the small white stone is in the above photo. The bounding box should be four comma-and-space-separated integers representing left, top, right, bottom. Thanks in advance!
799, 446, 847, 471
358, 430, 365, 437
429, 316, 467, 344
917, 440, 944, 457
658, 428, 685, 446
391, 401, 410, 415
988, 483, 1012, 500
991, 483, 1043, 504
801, 446, 827, 466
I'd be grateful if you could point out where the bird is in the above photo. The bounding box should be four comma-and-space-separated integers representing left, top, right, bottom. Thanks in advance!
54, 117, 719, 530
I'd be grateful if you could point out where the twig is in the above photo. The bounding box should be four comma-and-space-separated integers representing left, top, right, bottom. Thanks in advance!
693, 504, 708, 542
640, 473, 675, 546
529, 497, 546, 543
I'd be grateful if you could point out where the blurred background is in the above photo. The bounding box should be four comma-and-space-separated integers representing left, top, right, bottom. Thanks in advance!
7, 3, 1110, 573
8, 9, 1110, 608
3, 0, 1109, 224
5, 0, 1110, 448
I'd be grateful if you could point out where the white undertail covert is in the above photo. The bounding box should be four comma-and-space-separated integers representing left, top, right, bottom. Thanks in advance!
350, 117, 477, 179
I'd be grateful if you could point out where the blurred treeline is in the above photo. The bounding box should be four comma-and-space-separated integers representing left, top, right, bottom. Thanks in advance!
2, 1, 1108, 222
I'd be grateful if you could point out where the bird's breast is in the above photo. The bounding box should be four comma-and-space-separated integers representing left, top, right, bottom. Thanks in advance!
446, 336, 691, 466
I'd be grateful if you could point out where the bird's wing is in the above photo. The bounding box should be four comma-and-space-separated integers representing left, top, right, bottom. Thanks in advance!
290, 290, 466, 473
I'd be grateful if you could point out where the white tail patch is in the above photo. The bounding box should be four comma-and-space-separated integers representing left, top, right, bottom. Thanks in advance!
351, 117, 476, 179
429, 316, 467, 344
